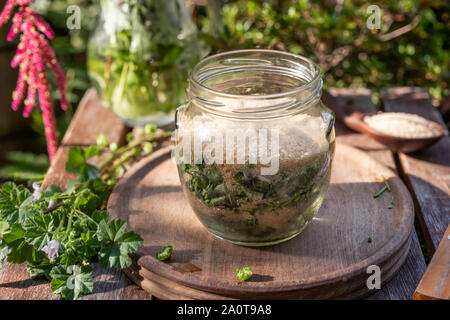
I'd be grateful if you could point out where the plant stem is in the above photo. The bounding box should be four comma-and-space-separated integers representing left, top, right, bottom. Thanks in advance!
373, 185, 387, 198
75, 209, 98, 226
64, 209, 75, 241
44, 202, 62, 214
98, 133, 171, 176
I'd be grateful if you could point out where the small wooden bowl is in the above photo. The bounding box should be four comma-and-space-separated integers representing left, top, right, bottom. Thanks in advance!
322, 92, 446, 153
344, 112, 446, 153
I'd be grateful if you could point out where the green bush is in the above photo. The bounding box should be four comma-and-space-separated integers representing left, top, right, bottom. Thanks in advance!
35, 0, 448, 109
7, 0, 448, 160
199, 0, 449, 106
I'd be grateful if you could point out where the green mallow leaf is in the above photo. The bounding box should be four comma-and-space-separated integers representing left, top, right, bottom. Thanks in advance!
62, 230, 100, 265
4, 224, 45, 265
66, 147, 99, 181
23, 213, 54, 250
157, 245, 173, 261
65, 177, 82, 195
2, 223, 24, 244
97, 219, 143, 269
97, 219, 127, 243
44, 185, 62, 197
0, 240, 8, 268
0, 182, 31, 224
81, 165, 99, 181
17, 196, 37, 224
0, 221, 9, 239
27, 260, 53, 280
91, 210, 110, 224
84, 145, 101, 159
74, 189, 100, 214
50, 264, 94, 300
66, 147, 86, 174
236, 267, 253, 281
7, 239, 45, 264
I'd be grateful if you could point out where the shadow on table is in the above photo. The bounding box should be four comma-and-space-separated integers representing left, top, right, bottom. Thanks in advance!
0, 277, 47, 289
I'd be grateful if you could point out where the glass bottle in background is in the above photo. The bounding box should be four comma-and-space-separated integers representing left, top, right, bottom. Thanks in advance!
87, 0, 202, 127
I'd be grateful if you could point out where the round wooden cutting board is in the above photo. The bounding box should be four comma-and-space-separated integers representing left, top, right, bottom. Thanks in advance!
108, 143, 414, 299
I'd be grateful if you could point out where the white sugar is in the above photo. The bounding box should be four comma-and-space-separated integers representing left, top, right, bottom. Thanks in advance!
364, 112, 441, 139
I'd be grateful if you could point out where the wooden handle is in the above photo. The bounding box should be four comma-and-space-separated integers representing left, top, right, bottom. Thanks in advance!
322, 90, 369, 135
343, 112, 367, 133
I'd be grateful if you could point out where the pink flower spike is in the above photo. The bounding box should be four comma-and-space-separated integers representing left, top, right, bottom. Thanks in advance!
11, 51, 23, 68
35, 68, 58, 162
22, 67, 36, 117
17, 0, 33, 6
0, 0, 17, 27
6, 10, 25, 41
11, 61, 29, 110
2, 0, 66, 163
31, 12, 55, 39
39, 37, 68, 111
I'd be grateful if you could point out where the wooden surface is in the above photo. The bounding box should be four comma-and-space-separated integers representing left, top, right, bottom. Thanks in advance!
1, 87, 447, 300
381, 87, 450, 253
0, 89, 151, 300
413, 225, 450, 300
326, 88, 428, 300
108, 143, 414, 299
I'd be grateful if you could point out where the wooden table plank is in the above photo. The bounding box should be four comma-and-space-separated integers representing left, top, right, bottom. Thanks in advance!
0, 89, 151, 300
380, 87, 450, 252
325, 88, 427, 300
414, 224, 450, 300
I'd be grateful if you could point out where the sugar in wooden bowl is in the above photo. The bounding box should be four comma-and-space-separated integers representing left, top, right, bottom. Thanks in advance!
363, 112, 442, 139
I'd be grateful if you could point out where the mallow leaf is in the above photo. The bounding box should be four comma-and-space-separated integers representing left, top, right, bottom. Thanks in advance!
74, 189, 100, 214
44, 185, 62, 197
91, 210, 110, 224
0, 221, 9, 239
0, 182, 31, 224
66, 147, 99, 181
7, 239, 45, 264
2, 223, 25, 245
65, 148, 85, 174
0, 240, 8, 268
27, 260, 53, 280
4, 224, 45, 264
17, 196, 37, 224
50, 264, 94, 300
23, 213, 54, 250
97, 219, 143, 269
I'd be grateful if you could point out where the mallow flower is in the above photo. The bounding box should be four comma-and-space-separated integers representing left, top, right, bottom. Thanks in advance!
42, 240, 59, 259
32, 182, 42, 201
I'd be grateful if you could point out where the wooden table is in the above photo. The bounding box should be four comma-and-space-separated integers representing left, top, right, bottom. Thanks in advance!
0, 87, 448, 300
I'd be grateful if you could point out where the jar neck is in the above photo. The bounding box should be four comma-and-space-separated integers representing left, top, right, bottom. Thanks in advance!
188, 50, 322, 120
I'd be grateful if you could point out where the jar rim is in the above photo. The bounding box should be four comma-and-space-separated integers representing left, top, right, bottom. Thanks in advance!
189, 49, 321, 100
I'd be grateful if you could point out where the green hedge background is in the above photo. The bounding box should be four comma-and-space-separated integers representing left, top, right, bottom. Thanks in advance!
0, 0, 448, 180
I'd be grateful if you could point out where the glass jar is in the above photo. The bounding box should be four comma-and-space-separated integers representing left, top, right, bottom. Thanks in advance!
174, 50, 335, 246
87, 0, 201, 127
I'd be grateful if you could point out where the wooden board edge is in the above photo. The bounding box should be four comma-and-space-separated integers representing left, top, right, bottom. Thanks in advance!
413, 224, 450, 300
133, 233, 412, 300
380, 87, 450, 252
